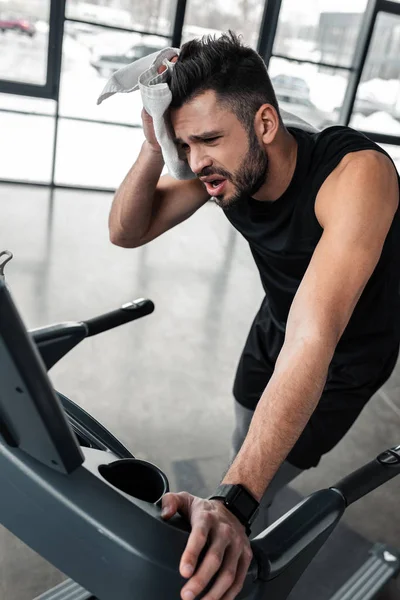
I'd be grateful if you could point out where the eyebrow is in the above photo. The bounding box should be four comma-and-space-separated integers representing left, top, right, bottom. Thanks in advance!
174, 130, 224, 144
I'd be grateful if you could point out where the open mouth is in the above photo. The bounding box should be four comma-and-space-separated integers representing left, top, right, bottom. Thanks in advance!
203, 178, 227, 196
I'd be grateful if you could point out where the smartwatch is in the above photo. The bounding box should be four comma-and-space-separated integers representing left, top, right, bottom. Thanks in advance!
208, 484, 259, 536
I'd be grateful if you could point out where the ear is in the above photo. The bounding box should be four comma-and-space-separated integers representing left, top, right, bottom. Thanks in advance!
254, 104, 280, 145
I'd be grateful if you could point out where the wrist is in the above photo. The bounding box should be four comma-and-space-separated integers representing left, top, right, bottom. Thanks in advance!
209, 484, 260, 536
143, 140, 163, 159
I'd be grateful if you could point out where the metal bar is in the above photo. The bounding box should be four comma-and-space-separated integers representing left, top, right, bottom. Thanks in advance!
328, 544, 400, 600
0, 108, 54, 119
58, 115, 142, 129
33, 578, 94, 599
50, 99, 60, 187
356, 131, 400, 146
47, 0, 66, 100
0, 108, 143, 130
0, 180, 116, 194
0, 81, 54, 99
48, 0, 66, 187
379, 0, 400, 15
65, 17, 171, 39
257, 0, 282, 68
339, 0, 378, 126
171, 0, 187, 48
271, 53, 354, 72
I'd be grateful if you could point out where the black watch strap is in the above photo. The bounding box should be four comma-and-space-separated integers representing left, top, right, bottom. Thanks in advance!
208, 484, 259, 536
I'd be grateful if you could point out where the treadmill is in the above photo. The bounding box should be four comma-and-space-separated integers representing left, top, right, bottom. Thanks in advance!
0, 249, 399, 600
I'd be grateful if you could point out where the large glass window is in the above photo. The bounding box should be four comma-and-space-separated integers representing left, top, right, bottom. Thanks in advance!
60, 23, 153, 125
350, 12, 400, 135
273, 0, 369, 67
0, 92, 55, 113
0, 111, 55, 183
181, 0, 265, 48
269, 57, 348, 129
0, 0, 50, 85
379, 145, 400, 172
66, 0, 178, 36
55, 119, 145, 188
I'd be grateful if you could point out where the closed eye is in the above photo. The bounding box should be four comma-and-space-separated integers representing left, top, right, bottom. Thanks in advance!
178, 136, 221, 153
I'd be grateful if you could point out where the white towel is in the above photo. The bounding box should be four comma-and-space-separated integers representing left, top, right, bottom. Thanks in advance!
98, 47, 194, 180
97, 48, 318, 180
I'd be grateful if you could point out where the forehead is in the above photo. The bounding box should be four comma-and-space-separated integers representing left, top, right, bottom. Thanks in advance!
170, 90, 240, 137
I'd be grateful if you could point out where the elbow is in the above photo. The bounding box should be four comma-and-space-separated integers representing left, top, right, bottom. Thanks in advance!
109, 227, 140, 249
280, 326, 338, 369
108, 212, 143, 248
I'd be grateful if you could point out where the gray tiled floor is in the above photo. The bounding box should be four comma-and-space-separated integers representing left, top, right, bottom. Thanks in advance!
0, 183, 399, 599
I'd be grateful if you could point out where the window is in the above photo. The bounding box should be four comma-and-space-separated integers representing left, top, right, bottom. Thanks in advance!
0, 111, 55, 183
379, 145, 400, 172
55, 119, 145, 188
350, 12, 400, 135
0, 0, 51, 85
0, 92, 55, 114
60, 23, 168, 125
269, 57, 348, 130
181, 0, 265, 49
66, 0, 178, 36
273, 0, 369, 67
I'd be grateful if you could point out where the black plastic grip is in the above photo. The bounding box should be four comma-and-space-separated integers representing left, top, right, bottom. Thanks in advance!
331, 445, 400, 506
83, 299, 155, 337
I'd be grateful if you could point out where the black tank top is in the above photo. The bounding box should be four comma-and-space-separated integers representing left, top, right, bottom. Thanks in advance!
223, 126, 400, 361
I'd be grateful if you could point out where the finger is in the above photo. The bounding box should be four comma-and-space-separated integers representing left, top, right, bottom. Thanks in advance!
157, 55, 178, 75
196, 543, 241, 600
179, 520, 213, 581
161, 492, 189, 520
180, 527, 230, 597
220, 551, 253, 600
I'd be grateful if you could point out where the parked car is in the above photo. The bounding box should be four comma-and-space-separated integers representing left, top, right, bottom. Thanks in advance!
91, 36, 165, 78
272, 74, 335, 130
0, 17, 36, 37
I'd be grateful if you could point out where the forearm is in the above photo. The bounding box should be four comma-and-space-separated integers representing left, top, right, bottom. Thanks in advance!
109, 141, 164, 246
223, 336, 336, 501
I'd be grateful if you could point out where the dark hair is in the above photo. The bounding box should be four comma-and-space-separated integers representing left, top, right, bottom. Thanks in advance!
169, 31, 281, 132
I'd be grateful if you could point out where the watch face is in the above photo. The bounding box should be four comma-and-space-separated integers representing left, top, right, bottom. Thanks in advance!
234, 489, 259, 518
226, 485, 259, 522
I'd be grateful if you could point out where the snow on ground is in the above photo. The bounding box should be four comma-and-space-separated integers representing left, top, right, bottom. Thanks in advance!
351, 111, 400, 135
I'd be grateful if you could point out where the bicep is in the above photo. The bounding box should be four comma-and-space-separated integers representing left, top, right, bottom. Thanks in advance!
140, 175, 209, 245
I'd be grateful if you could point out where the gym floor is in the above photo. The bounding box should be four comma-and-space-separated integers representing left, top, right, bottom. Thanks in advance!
0, 182, 399, 600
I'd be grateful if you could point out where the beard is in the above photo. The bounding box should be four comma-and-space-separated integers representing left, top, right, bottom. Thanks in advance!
201, 129, 269, 209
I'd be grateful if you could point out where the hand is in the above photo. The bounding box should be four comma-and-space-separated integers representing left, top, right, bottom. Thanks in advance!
141, 56, 178, 153
161, 491, 253, 600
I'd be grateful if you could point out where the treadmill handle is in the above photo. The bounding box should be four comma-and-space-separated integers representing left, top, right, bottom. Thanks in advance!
332, 444, 400, 506
83, 299, 155, 337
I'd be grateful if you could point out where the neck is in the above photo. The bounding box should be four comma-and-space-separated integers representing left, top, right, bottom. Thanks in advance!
252, 128, 298, 202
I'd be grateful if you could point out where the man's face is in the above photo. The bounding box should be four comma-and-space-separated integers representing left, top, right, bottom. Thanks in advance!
170, 90, 269, 208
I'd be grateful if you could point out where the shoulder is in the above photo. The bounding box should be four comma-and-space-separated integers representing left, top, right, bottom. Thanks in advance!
299, 125, 390, 190
332, 148, 398, 191
315, 149, 399, 229
309, 125, 382, 161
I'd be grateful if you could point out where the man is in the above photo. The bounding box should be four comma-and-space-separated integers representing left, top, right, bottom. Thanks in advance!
109, 32, 400, 600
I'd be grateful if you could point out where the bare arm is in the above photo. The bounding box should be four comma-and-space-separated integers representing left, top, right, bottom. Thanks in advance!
109, 60, 208, 248
109, 135, 209, 248
223, 150, 399, 500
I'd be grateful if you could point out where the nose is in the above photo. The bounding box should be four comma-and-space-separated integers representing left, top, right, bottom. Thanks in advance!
188, 147, 212, 176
